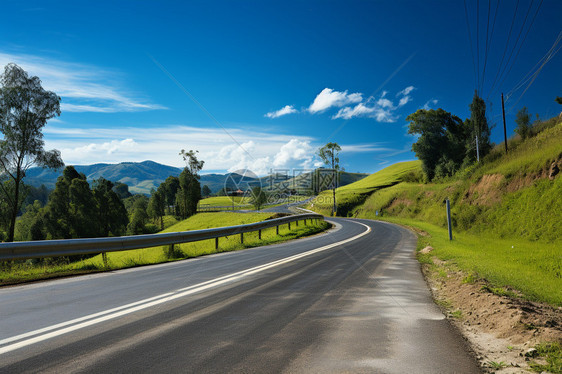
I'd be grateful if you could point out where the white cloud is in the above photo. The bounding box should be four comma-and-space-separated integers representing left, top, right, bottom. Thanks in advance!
265, 105, 298, 119
422, 99, 439, 110
0, 52, 166, 113
398, 96, 411, 107
44, 123, 389, 175
332, 98, 397, 122
397, 86, 415, 97
273, 139, 314, 168
308, 88, 362, 113
340, 144, 393, 153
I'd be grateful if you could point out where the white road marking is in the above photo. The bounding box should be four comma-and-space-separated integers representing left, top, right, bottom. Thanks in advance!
0, 221, 371, 355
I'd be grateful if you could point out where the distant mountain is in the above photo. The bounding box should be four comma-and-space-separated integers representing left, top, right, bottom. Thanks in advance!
25, 161, 182, 195
24, 161, 369, 195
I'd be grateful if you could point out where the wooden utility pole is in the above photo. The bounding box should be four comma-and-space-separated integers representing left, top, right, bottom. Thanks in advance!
502, 93, 508, 154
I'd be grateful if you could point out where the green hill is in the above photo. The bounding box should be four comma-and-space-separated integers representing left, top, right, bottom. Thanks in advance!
308, 119, 562, 305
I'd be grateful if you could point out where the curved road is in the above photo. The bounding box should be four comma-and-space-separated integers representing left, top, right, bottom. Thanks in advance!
0, 218, 480, 373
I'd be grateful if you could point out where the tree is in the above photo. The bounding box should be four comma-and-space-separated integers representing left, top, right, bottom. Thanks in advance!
175, 150, 204, 219
160, 176, 179, 215
556, 97, 562, 105
317, 143, 342, 215
127, 196, 149, 234
0, 63, 64, 242
407, 109, 467, 180
467, 91, 492, 162
201, 184, 211, 198
148, 188, 165, 230
92, 178, 128, 237
514, 107, 532, 140
250, 186, 267, 211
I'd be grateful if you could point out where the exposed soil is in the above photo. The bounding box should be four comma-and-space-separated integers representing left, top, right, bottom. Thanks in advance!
465, 174, 505, 206
421, 257, 562, 373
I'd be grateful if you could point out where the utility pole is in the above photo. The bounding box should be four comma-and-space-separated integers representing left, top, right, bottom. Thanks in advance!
501, 93, 508, 154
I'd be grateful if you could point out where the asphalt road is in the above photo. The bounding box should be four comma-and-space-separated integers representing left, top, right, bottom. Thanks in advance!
0, 218, 480, 373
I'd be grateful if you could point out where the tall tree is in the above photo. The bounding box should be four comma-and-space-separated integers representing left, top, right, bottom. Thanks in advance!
407, 109, 467, 180
514, 107, 532, 140
148, 188, 165, 230
0, 63, 64, 241
92, 178, 128, 237
201, 185, 211, 198
175, 150, 204, 219
317, 143, 342, 215
250, 186, 267, 211
468, 91, 492, 162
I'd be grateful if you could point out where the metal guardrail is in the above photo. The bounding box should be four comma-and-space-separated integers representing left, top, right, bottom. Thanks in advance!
0, 213, 324, 261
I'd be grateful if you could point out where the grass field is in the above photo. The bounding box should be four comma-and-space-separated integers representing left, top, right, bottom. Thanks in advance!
198, 196, 249, 207
381, 217, 561, 306
0, 212, 329, 285
307, 161, 422, 216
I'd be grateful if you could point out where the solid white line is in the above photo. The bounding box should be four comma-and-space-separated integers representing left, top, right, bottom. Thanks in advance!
0, 221, 371, 355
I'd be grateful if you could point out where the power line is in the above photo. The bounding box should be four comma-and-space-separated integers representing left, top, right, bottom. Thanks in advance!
507, 30, 562, 99
495, 0, 543, 95
464, 0, 478, 91
507, 36, 562, 110
488, 0, 520, 96
477, 0, 480, 94
480, 0, 490, 95
491, 0, 536, 96
481, 0, 500, 95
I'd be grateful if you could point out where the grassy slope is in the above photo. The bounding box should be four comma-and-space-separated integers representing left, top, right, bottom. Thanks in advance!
1, 212, 329, 285
307, 160, 423, 216
309, 122, 562, 305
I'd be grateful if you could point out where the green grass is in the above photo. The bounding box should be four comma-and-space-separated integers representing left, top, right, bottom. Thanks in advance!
0, 212, 329, 285
529, 342, 562, 373
307, 161, 423, 216
198, 196, 249, 207
377, 217, 562, 306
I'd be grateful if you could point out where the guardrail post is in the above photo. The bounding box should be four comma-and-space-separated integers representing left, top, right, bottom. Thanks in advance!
241, 232, 244, 244
288, 222, 291, 230
102, 252, 108, 268
276, 225, 279, 235
296, 220, 299, 227
215, 237, 219, 250
258, 229, 261, 240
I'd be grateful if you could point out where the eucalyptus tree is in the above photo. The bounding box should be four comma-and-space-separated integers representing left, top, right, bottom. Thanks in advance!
176, 150, 204, 219
0, 63, 63, 242
317, 142, 342, 216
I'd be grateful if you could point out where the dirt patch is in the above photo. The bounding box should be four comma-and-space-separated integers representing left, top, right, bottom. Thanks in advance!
387, 198, 413, 209
422, 259, 561, 373
465, 174, 505, 206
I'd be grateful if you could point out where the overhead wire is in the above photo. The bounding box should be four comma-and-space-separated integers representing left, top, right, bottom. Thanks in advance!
481, 0, 500, 96
476, 0, 480, 95
507, 36, 562, 110
464, 0, 479, 92
494, 0, 544, 96
488, 0, 520, 96
506, 30, 562, 99
490, 0, 536, 97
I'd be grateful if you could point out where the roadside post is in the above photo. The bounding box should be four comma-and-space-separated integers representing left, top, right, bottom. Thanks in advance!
446, 198, 453, 241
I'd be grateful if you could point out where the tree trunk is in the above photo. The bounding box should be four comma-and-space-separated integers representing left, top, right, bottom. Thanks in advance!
7, 175, 21, 242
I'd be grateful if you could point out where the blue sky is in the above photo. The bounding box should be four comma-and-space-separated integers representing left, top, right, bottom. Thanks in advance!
1, 0, 561, 175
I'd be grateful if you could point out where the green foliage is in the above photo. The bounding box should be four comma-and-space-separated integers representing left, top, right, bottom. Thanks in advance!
0, 213, 329, 285
201, 184, 211, 197
127, 195, 149, 234
250, 186, 267, 211
92, 178, 128, 237
406, 109, 467, 180
467, 91, 492, 162
0, 63, 64, 241
529, 342, 562, 373
515, 107, 532, 140
176, 168, 201, 219
148, 188, 166, 230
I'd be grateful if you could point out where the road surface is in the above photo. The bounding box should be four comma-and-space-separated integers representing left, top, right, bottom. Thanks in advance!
0, 218, 480, 373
